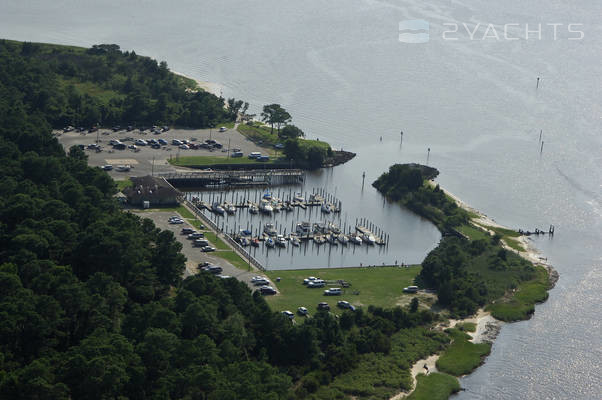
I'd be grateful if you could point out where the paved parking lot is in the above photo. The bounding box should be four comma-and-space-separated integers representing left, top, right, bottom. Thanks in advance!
55, 126, 266, 178
134, 210, 271, 289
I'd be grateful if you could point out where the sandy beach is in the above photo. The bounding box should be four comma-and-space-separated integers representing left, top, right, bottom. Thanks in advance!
171, 70, 223, 97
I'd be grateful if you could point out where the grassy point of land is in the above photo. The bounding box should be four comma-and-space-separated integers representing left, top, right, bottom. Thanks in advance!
486, 265, 550, 321
436, 328, 491, 376
264, 266, 425, 313
407, 373, 460, 400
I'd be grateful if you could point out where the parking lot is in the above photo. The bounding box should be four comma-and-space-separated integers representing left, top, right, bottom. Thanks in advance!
135, 210, 271, 288
55, 125, 266, 178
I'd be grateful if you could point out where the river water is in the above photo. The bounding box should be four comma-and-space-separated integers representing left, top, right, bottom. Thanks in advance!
2, 0, 600, 398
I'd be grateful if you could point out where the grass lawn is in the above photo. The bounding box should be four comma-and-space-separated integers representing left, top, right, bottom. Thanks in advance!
201, 231, 230, 250
186, 219, 206, 230
151, 205, 196, 219
407, 373, 460, 400
114, 179, 132, 191
487, 265, 550, 321
457, 224, 489, 241
455, 322, 476, 332
168, 155, 281, 167
213, 251, 252, 271
264, 266, 422, 313
436, 328, 491, 376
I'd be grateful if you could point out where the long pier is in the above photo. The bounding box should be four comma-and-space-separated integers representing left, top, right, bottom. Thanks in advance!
160, 169, 305, 188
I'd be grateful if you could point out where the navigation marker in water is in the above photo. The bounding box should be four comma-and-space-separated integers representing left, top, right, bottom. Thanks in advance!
537, 77, 540, 89
426, 148, 430, 165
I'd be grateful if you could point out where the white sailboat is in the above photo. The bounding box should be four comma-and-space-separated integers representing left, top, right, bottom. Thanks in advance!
259, 199, 273, 214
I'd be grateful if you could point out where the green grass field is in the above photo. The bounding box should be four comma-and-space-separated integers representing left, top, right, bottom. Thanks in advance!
487, 266, 550, 321
457, 224, 489, 241
201, 231, 230, 250
168, 154, 281, 167
436, 328, 491, 376
213, 251, 252, 271
407, 373, 460, 400
264, 266, 422, 313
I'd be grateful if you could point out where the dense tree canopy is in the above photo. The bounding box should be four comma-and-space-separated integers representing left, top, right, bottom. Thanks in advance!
0, 40, 233, 128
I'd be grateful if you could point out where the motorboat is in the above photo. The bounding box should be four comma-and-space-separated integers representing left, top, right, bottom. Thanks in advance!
238, 237, 249, 247
337, 234, 349, 245
328, 223, 341, 235
265, 237, 275, 248
290, 235, 300, 246
284, 202, 293, 212
251, 238, 260, 247
327, 234, 338, 245
239, 229, 252, 236
349, 234, 362, 245
362, 233, 376, 245
263, 223, 277, 236
259, 199, 273, 214
320, 202, 331, 214
309, 193, 323, 203
262, 191, 273, 201
276, 235, 287, 247
249, 204, 259, 214
225, 203, 236, 214
313, 235, 325, 245
296, 222, 312, 235
211, 202, 225, 215
293, 193, 305, 203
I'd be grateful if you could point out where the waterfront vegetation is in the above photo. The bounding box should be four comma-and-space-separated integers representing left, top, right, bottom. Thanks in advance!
373, 164, 551, 320
407, 373, 461, 400
0, 40, 234, 128
436, 329, 491, 376
264, 266, 424, 312
238, 121, 333, 168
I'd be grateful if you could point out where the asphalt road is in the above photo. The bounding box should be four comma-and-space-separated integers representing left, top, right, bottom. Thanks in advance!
55, 126, 267, 178
134, 210, 271, 289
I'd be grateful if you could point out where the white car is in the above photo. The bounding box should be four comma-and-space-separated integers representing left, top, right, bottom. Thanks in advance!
297, 307, 308, 315
219, 126, 227, 132
179, 144, 189, 149
253, 278, 270, 286
115, 165, 131, 172
169, 219, 184, 224
281, 310, 294, 319
172, 139, 183, 145
101, 165, 113, 171
303, 276, 319, 285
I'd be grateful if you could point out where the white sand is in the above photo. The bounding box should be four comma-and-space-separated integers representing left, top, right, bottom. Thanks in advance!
171, 70, 223, 97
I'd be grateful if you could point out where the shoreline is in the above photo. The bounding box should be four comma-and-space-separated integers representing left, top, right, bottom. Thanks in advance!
390, 182, 555, 400
171, 70, 223, 97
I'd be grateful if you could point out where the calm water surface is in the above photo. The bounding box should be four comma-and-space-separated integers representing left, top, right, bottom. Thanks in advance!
2, 0, 600, 398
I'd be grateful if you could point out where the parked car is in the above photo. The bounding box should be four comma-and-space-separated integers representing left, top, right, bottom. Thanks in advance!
128, 144, 137, 150
179, 144, 189, 150
193, 239, 209, 247
113, 143, 126, 150
231, 151, 244, 158
219, 126, 227, 132
281, 310, 294, 319
253, 278, 270, 286
324, 288, 342, 296
101, 165, 113, 171
206, 265, 223, 274
135, 139, 147, 146
403, 286, 419, 293
158, 138, 168, 145
248, 152, 261, 159
257, 155, 270, 162
274, 143, 284, 149
317, 302, 330, 311
169, 219, 184, 224
115, 165, 131, 172
201, 246, 216, 252
307, 280, 325, 288
337, 300, 351, 309
297, 307, 308, 316
181, 228, 195, 234
259, 286, 277, 295
187, 232, 204, 239
303, 276, 319, 285
198, 262, 211, 268
172, 139, 182, 145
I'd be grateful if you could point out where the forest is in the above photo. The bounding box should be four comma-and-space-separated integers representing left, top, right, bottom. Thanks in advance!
0, 40, 455, 399
0, 40, 232, 128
